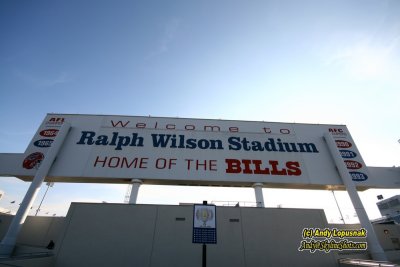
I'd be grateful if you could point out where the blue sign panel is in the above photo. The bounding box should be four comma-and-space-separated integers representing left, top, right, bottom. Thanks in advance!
192, 204, 217, 244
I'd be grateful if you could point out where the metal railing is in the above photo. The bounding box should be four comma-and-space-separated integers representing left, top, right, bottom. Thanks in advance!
210, 201, 259, 207
338, 258, 400, 266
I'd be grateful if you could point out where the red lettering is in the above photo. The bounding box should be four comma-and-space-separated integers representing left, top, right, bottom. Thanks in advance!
269, 160, 287, 175
108, 157, 120, 168
225, 159, 242, 173
185, 125, 195, 130
139, 158, 148, 168
252, 160, 270, 174
241, 159, 253, 174
335, 140, 352, 148
121, 158, 138, 168
111, 120, 130, 127
94, 156, 107, 167
155, 158, 176, 169
196, 160, 207, 170
204, 125, 221, 132
286, 161, 302, 176
169, 158, 177, 169
209, 160, 217, 171
186, 159, 193, 170
156, 158, 167, 169
280, 129, 290, 134
48, 117, 64, 124
136, 123, 146, 128
225, 159, 301, 176
50, 117, 63, 122
263, 127, 272, 133
344, 160, 362, 170
94, 156, 148, 169
186, 159, 217, 171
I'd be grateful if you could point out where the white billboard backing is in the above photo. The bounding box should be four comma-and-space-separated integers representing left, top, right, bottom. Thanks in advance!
9, 114, 398, 189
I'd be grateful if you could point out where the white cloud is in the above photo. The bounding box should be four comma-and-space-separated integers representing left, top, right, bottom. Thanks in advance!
322, 27, 400, 81
14, 70, 74, 88
39, 71, 72, 87
147, 18, 181, 58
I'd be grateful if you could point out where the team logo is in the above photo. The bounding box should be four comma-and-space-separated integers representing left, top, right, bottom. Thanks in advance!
40, 129, 59, 137
22, 152, 44, 169
34, 139, 53, 148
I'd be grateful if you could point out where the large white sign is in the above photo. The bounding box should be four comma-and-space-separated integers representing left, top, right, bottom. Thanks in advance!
11, 113, 394, 189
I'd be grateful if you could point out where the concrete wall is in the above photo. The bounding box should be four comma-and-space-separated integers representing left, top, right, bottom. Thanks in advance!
55, 204, 158, 267
0, 256, 54, 267
240, 207, 337, 266
54, 203, 338, 267
329, 223, 400, 262
0, 214, 64, 247
0, 215, 62, 267
373, 224, 400, 262
3, 203, 400, 267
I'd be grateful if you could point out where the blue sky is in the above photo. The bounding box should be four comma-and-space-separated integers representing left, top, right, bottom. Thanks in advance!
0, 0, 399, 222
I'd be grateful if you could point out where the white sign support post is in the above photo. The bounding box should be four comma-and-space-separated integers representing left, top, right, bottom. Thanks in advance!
253, 183, 265, 207
324, 133, 387, 261
128, 179, 142, 204
0, 123, 70, 258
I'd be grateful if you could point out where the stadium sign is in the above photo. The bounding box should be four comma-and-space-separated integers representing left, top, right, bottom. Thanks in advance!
8, 114, 388, 189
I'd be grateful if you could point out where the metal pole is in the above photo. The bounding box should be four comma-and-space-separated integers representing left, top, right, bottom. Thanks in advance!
0, 123, 70, 257
324, 133, 387, 261
252, 183, 265, 207
35, 182, 53, 216
128, 179, 142, 204
331, 190, 346, 224
202, 200, 207, 267
202, 243, 206, 267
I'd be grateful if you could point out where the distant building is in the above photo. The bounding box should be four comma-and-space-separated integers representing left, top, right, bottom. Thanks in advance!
377, 195, 400, 218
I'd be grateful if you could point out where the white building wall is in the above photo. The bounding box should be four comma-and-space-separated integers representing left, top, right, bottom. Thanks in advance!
2, 203, 400, 266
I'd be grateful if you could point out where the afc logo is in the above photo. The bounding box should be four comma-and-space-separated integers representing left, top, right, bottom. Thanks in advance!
329, 128, 347, 136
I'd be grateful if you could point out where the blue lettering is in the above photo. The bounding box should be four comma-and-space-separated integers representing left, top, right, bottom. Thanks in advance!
77, 131, 143, 150
186, 138, 197, 149
95, 135, 109, 145
116, 136, 130, 150
152, 134, 171, 148
77, 131, 95, 145
228, 137, 241, 150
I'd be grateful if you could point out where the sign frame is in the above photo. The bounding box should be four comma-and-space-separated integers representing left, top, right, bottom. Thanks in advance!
192, 204, 217, 244
1, 113, 398, 190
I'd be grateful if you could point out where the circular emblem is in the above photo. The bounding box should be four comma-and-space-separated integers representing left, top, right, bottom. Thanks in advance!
196, 207, 214, 227
23, 152, 44, 169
